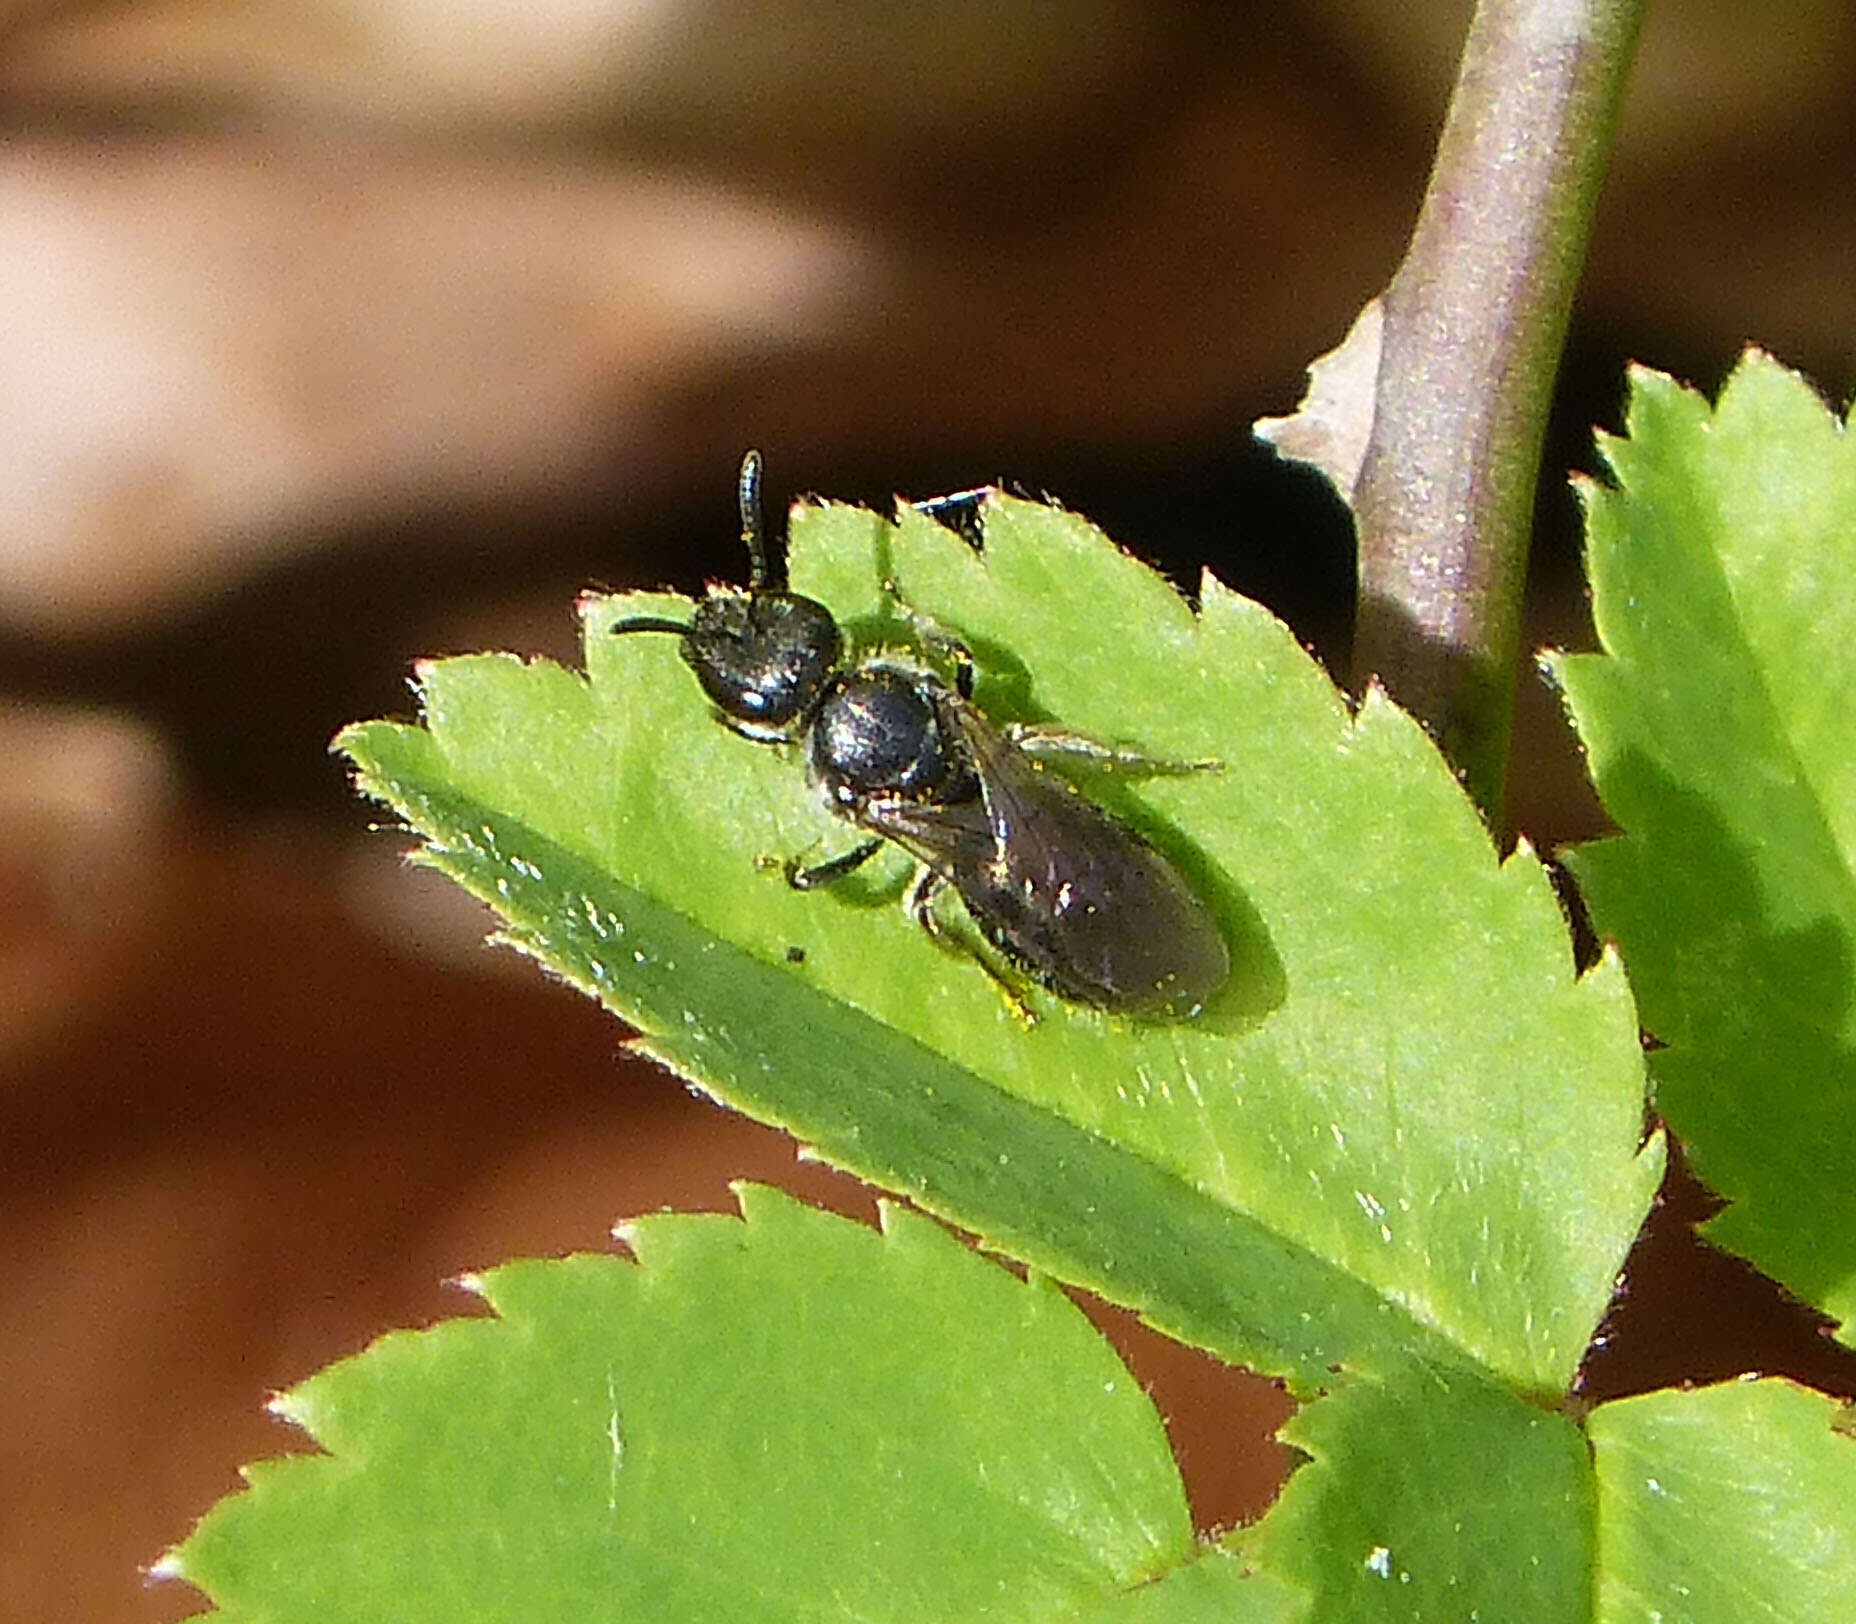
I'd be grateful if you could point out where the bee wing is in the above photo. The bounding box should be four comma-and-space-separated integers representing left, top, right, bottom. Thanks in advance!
858, 698, 1104, 891
956, 704, 1178, 917
938, 700, 1231, 1014
955, 704, 1079, 858
856, 792, 995, 879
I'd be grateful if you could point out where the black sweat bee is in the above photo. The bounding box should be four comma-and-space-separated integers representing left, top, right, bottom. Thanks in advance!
610, 452, 1229, 1018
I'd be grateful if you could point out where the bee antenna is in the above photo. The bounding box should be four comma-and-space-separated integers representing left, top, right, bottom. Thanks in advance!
738, 448, 782, 590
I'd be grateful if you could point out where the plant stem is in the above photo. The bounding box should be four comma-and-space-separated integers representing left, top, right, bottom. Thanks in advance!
1351, 0, 1645, 824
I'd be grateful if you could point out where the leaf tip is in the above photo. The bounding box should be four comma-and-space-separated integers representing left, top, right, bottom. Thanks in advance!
265, 1386, 319, 1440
1579, 940, 1644, 1013
728, 1179, 814, 1231
1568, 467, 1605, 511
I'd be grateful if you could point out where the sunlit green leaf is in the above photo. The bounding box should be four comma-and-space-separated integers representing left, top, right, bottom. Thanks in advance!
341, 490, 1657, 1392
1238, 1355, 1592, 1622
168, 1188, 1302, 1622
1589, 1377, 1856, 1623
1551, 351, 1856, 1343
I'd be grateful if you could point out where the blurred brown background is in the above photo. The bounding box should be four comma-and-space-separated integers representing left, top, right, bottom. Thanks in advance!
4, 2, 1856, 1617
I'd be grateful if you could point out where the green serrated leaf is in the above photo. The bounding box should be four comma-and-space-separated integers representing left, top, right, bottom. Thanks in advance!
168, 1187, 1279, 1623
1550, 351, 1856, 1343
1235, 1354, 1592, 1622
1589, 1377, 1856, 1623
339, 490, 1658, 1391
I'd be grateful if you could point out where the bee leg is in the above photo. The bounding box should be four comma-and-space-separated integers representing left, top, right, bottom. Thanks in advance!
905, 865, 1038, 1024
1006, 725, 1220, 776
784, 837, 886, 891
903, 862, 944, 930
